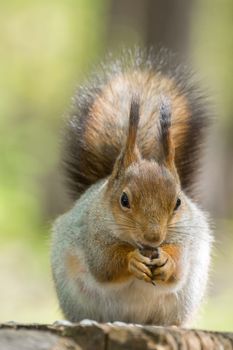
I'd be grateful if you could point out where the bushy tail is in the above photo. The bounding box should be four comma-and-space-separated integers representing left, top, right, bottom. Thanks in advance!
62, 48, 209, 200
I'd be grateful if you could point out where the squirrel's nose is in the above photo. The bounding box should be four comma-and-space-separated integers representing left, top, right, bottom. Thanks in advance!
144, 232, 163, 246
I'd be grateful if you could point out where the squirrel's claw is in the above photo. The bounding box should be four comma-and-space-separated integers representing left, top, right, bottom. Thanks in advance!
151, 250, 176, 283
128, 249, 153, 284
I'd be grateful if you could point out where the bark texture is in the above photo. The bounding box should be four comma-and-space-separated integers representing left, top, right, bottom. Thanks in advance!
0, 322, 233, 350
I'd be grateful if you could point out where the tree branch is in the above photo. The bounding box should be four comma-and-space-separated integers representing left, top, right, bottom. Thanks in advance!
1, 322, 233, 350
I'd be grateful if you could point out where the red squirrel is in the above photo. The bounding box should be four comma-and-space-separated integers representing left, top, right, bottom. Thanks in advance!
51, 48, 212, 326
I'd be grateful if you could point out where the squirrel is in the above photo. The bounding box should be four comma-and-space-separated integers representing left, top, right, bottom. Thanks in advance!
51, 48, 212, 326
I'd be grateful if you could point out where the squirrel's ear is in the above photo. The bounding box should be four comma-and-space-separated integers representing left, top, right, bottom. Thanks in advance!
158, 97, 177, 177
122, 97, 141, 168
111, 97, 141, 180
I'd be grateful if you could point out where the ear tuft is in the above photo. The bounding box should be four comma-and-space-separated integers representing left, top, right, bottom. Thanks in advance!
126, 96, 140, 154
108, 96, 141, 184
158, 96, 174, 166
159, 96, 171, 158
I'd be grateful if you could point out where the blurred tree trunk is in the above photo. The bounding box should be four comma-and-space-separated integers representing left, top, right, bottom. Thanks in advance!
106, 0, 194, 56
145, 0, 194, 54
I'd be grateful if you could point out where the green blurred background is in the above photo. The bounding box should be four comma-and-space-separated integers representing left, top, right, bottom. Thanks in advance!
0, 0, 233, 330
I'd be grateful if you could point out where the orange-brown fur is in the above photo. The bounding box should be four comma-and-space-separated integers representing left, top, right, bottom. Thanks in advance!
162, 244, 181, 269
90, 243, 134, 283
158, 244, 182, 283
86, 72, 190, 167
94, 90, 183, 285
104, 87, 180, 249
66, 253, 86, 279
109, 161, 178, 244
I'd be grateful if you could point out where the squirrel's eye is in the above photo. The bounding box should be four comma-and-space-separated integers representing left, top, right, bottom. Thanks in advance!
174, 198, 181, 211
120, 192, 130, 209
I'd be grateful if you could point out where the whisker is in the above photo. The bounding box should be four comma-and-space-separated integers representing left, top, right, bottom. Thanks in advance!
168, 224, 207, 230
167, 230, 211, 243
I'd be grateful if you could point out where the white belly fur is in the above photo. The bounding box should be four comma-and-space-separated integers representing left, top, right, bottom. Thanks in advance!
71, 272, 180, 324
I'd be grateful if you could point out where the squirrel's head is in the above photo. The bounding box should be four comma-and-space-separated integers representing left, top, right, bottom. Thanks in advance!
106, 96, 183, 248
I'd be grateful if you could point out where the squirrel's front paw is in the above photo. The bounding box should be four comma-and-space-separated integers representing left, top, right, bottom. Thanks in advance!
151, 249, 176, 284
127, 249, 153, 283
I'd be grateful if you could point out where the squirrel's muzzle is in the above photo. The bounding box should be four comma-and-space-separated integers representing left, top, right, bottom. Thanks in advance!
143, 226, 165, 247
